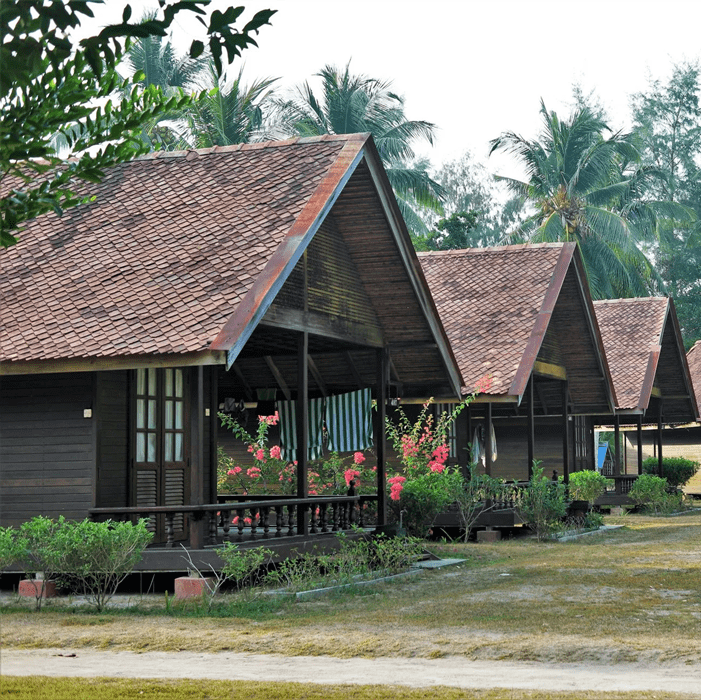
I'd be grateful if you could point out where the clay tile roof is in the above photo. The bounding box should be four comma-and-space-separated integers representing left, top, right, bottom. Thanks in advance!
0, 136, 365, 363
687, 341, 701, 415
593, 297, 669, 411
418, 243, 569, 396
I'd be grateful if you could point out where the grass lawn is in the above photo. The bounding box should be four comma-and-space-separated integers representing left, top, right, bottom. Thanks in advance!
1, 677, 698, 700
2, 513, 700, 699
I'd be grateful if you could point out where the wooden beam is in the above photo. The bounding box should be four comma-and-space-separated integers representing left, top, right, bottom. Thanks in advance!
636, 415, 643, 476
375, 347, 388, 526
264, 356, 291, 401
389, 359, 401, 383
296, 333, 309, 535
189, 366, 206, 549
614, 415, 621, 476
562, 380, 570, 484
0, 350, 226, 376
231, 363, 254, 402
307, 356, 327, 397
527, 376, 534, 479
657, 401, 664, 477
535, 381, 549, 414
533, 360, 567, 381
484, 402, 493, 477
261, 304, 383, 348
344, 351, 364, 388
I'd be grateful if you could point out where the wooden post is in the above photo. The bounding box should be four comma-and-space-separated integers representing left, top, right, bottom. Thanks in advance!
296, 332, 309, 535
189, 366, 206, 549
484, 402, 493, 477
209, 366, 219, 504
527, 376, 535, 480
656, 403, 663, 477
375, 347, 388, 526
636, 415, 643, 476
562, 380, 570, 485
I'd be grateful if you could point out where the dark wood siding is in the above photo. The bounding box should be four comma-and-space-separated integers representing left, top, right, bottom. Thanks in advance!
95, 371, 129, 508
0, 372, 95, 527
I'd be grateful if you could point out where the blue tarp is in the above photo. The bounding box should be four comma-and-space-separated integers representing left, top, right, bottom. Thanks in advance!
597, 443, 609, 471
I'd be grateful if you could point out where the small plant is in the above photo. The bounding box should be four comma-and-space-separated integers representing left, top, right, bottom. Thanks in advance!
451, 464, 510, 542
642, 457, 698, 488
516, 463, 567, 541
629, 473, 670, 513
52, 519, 153, 612
568, 470, 613, 506
219, 543, 274, 591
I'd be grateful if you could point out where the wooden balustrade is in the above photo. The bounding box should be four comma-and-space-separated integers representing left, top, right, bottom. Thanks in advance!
89, 494, 373, 549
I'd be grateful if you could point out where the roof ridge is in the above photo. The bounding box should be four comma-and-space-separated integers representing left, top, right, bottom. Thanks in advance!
134, 134, 370, 163
593, 296, 668, 306
416, 242, 566, 258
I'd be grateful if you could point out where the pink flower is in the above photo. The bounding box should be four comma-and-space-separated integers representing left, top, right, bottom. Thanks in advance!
344, 468, 360, 487
390, 483, 404, 501
353, 452, 366, 465
244, 517, 252, 526
474, 374, 493, 394
428, 461, 445, 473
247, 466, 261, 478
269, 445, 282, 460
388, 475, 406, 485
255, 448, 266, 461
247, 445, 254, 453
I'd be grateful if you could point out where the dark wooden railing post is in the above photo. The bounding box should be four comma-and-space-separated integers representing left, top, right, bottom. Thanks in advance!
375, 347, 388, 526
527, 376, 535, 479
296, 332, 309, 536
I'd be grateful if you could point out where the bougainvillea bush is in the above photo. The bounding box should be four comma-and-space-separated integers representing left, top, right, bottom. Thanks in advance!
384, 398, 470, 537
217, 412, 376, 496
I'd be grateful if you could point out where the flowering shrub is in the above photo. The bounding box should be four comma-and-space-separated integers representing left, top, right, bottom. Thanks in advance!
217, 412, 376, 496
382, 377, 492, 537
384, 397, 472, 537
218, 411, 292, 494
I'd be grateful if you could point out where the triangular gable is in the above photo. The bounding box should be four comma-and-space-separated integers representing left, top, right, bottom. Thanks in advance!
419, 243, 615, 413
688, 341, 701, 416
594, 297, 698, 422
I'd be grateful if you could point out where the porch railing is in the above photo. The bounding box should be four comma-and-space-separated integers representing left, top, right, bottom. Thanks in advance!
89, 495, 378, 549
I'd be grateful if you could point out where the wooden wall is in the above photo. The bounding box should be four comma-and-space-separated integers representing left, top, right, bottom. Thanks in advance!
95, 371, 129, 508
0, 372, 96, 527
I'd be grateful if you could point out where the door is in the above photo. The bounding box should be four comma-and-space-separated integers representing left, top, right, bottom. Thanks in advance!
132, 368, 189, 543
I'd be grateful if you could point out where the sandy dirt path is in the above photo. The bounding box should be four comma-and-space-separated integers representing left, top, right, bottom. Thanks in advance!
2, 648, 701, 695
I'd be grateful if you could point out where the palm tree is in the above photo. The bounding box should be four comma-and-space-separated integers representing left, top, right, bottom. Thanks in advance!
119, 28, 209, 150
490, 101, 693, 298
185, 66, 278, 147
275, 62, 444, 234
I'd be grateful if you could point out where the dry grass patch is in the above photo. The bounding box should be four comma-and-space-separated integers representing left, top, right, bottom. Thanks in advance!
2, 513, 700, 666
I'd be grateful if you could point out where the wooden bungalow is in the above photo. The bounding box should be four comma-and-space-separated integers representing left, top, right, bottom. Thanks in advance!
592, 298, 699, 503
418, 243, 616, 492
0, 133, 463, 571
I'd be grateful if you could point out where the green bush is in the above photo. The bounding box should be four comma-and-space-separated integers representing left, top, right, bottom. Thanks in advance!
397, 469, 463, 538
569, 470, 613, 505
642, 457, 698, 487
516, 463, 567, 541
629, 473, 670, 513
16, 516, 66, 609
219, 543, 274, 590
0, 526, 22, 572
52, 519, 153, 612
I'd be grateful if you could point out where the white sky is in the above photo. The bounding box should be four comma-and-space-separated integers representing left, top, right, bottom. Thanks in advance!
88, 0, 701, 179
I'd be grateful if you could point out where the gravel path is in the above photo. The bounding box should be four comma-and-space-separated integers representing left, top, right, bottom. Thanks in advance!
2, 648, 701, 695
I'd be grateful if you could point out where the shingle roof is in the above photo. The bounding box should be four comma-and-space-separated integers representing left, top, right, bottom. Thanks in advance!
593, 297, 669, 411
0, 136, 362, 364
687, 341, 701, 415
418, 243, 573, 397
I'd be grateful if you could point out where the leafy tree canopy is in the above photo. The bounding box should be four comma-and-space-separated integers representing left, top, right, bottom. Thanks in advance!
631, 61, 701, 346
490, 100, 694, 299
0, 0, 275, 247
